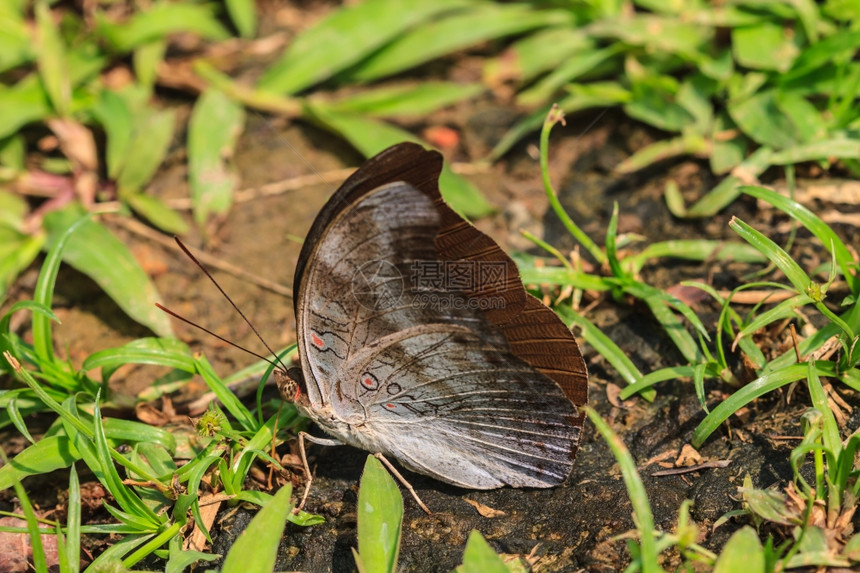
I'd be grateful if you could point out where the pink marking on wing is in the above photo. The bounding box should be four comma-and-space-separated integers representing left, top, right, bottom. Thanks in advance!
384, 403, 395, 410
362, 376, 375, 389
310, 331, 326, 349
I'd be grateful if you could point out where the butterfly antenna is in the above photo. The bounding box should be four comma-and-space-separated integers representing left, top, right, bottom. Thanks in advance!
166, 236, 290, 373
155, 303, 278, 368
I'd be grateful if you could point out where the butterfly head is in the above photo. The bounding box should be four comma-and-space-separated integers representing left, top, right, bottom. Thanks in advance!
275, 366, 305, 404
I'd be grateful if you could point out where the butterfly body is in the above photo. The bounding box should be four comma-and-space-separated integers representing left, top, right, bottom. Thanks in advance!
281, 143, 587, 490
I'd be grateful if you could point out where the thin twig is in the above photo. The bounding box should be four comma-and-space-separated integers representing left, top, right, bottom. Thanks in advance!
651, 460, 731, 476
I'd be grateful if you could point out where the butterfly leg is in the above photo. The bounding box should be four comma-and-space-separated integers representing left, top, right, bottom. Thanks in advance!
297, 431, 344, 510
374, 453, 432, 516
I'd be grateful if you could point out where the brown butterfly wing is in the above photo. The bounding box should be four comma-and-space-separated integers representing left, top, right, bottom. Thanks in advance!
293, 143, 588, 487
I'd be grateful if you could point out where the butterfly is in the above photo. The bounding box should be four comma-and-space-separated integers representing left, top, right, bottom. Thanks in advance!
276, 142, 587, 507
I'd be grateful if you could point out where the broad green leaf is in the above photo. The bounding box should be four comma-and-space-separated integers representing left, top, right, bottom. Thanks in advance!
0, 134, 26, 174
304, 105, 492, 218
355, 455, 402, 573
0, 5, 33, 73
0, 225, 44, 298
588, 13, 709, 60
133, 39, 166, 91
225, 0, 257, 38
42, 206, 174, 337
732, 22, 798, 72
188, 88, 245, 225
91, 88, 135, 180
221, 484, 293, 573
489, 82, 631, 160
517, 44, 620, 107
319, 82, 484, 118
95, 2, 230, 53
456, 531, 508, 573
709, 112, 747, 174
676, 74, 715, 134
780, 30, 860, 85
131, 442, 176, 478
786, 525, 852, 568
126, 192, 189, 234
35, 1, 71, 115
713, 526, 765, 573
0, 436, 80, 490
774, 91, 822, 143
728, 90, 804, 149
767, 136, 860, 165
0, 75, 52, 139
348, 4, 571, 82
116, 107, 175, 194
485, 27, 590, 85
102, 418, 177, 452
258, 0, 469, 94
625, 75, 695, 132
615, 132, 708, 173
83, 337, 195, 380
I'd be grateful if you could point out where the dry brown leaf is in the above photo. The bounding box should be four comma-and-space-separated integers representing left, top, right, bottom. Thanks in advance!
675, 444, 704, 467
186, 494, 223, 552
464, 498, 506, 518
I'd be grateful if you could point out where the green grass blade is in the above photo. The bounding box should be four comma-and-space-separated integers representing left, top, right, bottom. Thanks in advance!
729, 217, 812, 293
586, 408, 664, 573
188, 88, 245, 226
619, 365, 700, 400
805, 360, 841, 465
349, 4, 570, 82
12, 476, 47, 573
95, 3, 229, 53
82, 337, 196, 382
692, 362, 837, 447
92, 399, 163, 527
356, 455, 403, 573
556, 305, 655, 401
66, 464, 81, 573
318, 82, 484, 118
0, 435, 79, 490
32, 214, 93, 363
455, 530, 508, 573
225, 0, 256, 38
625, 282, 705, 362
42, 208, 174, 337
734, 293, 813, 341
194, 355, 257, 432
257, 0, 468, 94
740, 186, 859, 294
35, 0, 70, 116
624, 239, 766, 274
221, 484, 294, 573
85, 533, 155, 570
713, 526, 765, 573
